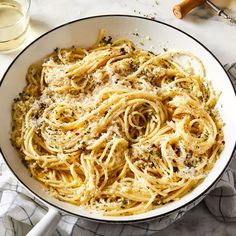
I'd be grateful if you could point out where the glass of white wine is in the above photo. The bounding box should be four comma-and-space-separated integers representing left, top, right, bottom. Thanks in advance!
0, 0, 31, 51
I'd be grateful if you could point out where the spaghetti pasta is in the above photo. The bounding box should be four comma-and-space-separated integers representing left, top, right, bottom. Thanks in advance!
11, 31, 224, 216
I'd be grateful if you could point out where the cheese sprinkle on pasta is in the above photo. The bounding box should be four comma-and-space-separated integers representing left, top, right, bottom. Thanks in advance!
11, 31, 224, 216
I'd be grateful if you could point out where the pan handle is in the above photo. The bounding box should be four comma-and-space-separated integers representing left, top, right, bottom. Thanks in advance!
26, 208, 61, 236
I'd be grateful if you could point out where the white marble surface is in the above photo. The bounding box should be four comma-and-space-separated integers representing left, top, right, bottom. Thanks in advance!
0, 0, 236, 235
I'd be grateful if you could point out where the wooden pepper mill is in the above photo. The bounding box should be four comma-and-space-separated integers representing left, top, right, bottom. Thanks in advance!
173, 0, 206, 19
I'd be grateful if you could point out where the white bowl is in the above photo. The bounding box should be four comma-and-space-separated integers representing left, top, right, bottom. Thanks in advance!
0, 15, 235, 223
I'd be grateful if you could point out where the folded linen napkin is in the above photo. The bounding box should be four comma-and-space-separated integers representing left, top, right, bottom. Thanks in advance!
0, 63, 235, 236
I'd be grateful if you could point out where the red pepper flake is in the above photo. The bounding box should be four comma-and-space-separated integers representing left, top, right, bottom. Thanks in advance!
75, 132, 80, 136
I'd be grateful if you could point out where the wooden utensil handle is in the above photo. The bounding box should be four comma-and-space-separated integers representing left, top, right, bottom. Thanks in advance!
173, 0, 206, 19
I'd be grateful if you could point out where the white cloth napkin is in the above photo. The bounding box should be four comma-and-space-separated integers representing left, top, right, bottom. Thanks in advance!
1, 63, 236, 236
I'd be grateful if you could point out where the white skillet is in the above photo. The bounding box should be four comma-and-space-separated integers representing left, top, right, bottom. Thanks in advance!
0, 15, 235, 235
